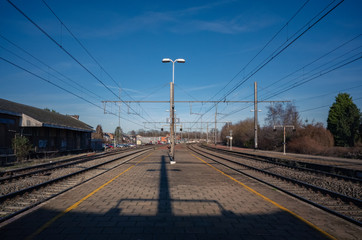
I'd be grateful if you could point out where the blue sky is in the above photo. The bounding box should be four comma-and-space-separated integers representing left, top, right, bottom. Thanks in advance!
1, 0, 361, 134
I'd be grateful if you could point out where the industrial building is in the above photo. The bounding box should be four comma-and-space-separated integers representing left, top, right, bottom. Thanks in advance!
0, 98, 93, 159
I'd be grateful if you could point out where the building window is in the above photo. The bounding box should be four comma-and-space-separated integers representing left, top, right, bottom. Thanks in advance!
0, 118, 15, 125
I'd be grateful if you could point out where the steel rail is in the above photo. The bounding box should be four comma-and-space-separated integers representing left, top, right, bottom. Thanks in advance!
201, 145, 362, 182
0, 147, 153, 223
0, 147, 139, 183
188, 144, 362, 227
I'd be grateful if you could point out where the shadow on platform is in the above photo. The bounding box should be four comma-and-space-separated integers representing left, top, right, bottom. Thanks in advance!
0, 155, 329, 240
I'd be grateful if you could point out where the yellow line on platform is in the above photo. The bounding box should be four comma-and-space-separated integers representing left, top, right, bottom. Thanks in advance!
190, 153, 336, 240
26, 152, 153, 240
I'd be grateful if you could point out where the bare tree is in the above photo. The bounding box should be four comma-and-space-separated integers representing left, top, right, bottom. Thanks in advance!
265, 103, 301, 127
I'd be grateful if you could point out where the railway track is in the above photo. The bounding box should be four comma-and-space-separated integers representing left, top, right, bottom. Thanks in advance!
0, 147, 141, 182
188, 144, 362, 226
203, 145, 362, 180
0, 147, 153, 223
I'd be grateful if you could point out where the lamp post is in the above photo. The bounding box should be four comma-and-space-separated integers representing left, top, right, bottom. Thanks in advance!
162, 58, 185, 164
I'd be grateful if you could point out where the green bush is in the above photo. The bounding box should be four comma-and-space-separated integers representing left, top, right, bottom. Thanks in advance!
12, 136, 32, 162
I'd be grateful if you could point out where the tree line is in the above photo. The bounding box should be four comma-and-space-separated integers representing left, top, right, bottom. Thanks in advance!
220, 93, 361, 158
89, 93, 360, 158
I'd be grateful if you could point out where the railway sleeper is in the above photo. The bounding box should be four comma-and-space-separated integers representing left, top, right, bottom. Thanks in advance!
4, 206, 25, 211
0, 211, 11, 215
335, 210, 362, 215
13, 201, 31, 206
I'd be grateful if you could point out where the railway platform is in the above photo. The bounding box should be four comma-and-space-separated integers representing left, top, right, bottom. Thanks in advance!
0, 145, 360, 239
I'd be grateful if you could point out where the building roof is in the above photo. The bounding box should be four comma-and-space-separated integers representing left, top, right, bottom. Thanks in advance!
0, 98, 93, 132
104, 133, 114, 139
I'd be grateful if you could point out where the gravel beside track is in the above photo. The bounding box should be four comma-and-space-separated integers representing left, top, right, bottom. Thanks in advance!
189, 144, 362, 225
1, 149, 136, 196
213, 144, 362, 172
0, 147, 153, 222
203, 145, 362, 198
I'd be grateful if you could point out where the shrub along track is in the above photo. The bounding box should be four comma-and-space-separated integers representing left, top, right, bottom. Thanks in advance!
188, 144, 362, 226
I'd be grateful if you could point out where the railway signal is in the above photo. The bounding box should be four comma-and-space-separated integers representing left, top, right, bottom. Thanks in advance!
273, 125, 295, 155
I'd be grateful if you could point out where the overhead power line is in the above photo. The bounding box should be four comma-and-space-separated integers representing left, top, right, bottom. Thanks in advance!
207, 0, 311, 102
6, 0, 120, 100
191, 0, 345, 128
6, 0, 154, 125
219, 51, 361, 121
41, 0, 120, 89
257, 34, 362, 99
0, 44, 96, 100
1, 56, 101, 109
0, 56, 150, 129
262, 53, 362, 101
259, 44, 362, 101
297, 83, 362, 103
219, 0, 345, 103
300, 96, 362, 113
41, 0, 155, 123
0, 35, 103, 101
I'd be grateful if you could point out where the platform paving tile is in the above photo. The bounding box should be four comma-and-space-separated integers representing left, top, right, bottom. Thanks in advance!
0, 147, 339, 239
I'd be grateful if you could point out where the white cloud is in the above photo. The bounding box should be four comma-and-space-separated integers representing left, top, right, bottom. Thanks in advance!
79, 0, 277, 38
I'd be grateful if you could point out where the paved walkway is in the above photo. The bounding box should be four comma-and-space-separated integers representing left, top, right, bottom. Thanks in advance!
0, 146, 359, 239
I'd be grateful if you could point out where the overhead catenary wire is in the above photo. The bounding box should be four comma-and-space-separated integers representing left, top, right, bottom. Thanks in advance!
190, 0, 345, 128
3, 0, 355, 133
246, 34, 362, 100
0, 43, 103, 102
217, 0, 345, 104
243, 0, 338, 87
41, 0, 156, 123
41, 0, 120, 89
0, 56, 151, 129
300, 96, 362, 113
207, 0, 311, 102
217, 53, 361, 121
261, 47, 362, 100
6, 0, 155, 126
139, 83, 169, 101
6, 0, 120, 100
262, 53, 362, 101
206, 47, 362, 123
0, 45, 81, 96
1, 56, 101, 109
0, 34, 104, 101
160, 0, 311, 127
297, 83, 362, 102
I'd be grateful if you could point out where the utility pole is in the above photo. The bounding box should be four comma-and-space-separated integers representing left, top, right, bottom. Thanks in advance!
170, 81, 175, 162
230, 129, 233, 150
214, 104, 217, 146
253, 82, 258, 149
206, 123, 209, 143
200, 115, 203, 141
103, 82, 289, 150
251, 81, 289, 150
118, 88, 121, 144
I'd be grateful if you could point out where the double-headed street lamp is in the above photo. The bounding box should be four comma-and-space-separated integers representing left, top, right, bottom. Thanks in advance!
162, 58, 185, 164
